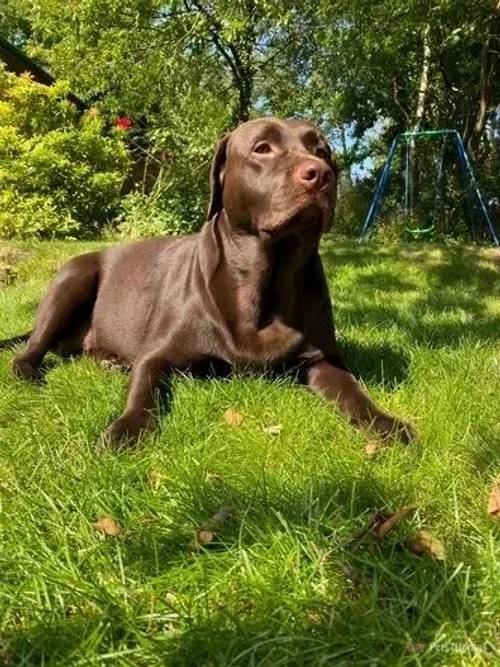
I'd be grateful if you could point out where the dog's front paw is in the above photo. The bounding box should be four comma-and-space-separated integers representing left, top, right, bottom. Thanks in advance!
96, 412, 150, 452
373, 414, 418, 445
12, 356, 39, 381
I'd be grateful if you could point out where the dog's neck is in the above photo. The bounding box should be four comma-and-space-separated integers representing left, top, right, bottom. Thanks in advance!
209, 211, 320, 326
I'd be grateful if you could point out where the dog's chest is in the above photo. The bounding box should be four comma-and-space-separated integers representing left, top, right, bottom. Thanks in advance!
218, 272, 304, 364
228, 314, 304, 365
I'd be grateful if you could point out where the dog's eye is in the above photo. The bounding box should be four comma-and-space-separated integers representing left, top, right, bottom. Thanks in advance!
253, 142, 272, 154
316, 147, 330, 161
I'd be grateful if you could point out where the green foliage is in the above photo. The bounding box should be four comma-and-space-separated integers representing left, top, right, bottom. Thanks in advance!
335, 176, 372, 237
0, 67, 129, 238
116, 94, 226, 239
116, 192, 195, 239
2, 1, 499, 239
0, 191, 78, 238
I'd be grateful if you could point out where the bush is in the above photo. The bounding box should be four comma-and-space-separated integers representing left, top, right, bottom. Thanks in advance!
116, 90, 228, 239
335, 176, 372, 237
0, 67, 129, 238
115, 191, 195, 240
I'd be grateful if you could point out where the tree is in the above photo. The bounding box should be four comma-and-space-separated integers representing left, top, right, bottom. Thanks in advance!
1, 0, 498, 237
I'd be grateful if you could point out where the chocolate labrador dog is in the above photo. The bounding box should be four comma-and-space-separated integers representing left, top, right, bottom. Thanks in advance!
4, 118, 415, 446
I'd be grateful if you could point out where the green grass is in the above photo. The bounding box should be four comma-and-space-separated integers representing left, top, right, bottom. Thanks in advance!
0, 238, 499, 666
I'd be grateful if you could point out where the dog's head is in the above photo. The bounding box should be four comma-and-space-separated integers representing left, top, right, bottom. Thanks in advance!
208, 118, 338, 241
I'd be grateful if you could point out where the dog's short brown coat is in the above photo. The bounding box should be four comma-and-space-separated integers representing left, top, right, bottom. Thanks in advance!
8, 118, 415, 445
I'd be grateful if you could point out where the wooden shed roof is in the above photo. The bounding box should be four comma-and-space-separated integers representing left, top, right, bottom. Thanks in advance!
0, 34, 85, 110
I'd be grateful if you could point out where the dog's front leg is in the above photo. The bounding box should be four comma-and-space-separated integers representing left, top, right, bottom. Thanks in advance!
306, 359, 416, 444
104, 352, 172, 447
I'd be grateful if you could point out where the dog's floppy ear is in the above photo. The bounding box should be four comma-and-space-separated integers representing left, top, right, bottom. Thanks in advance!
207, 134, 230, 220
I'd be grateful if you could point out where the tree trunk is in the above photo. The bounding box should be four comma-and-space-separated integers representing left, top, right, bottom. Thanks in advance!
188, 0, 255, 127
230, 0, 255, 125
230, 46, 254, 125
409, 23, 431, 215
466, 3, 500, 157
412, 23, 431, 133
340, 125, 353, 186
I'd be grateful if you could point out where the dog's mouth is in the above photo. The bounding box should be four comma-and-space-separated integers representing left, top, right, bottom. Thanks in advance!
258, 198, 330, 241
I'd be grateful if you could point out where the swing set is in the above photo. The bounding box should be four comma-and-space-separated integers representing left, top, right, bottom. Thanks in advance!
359, 129, 499, 246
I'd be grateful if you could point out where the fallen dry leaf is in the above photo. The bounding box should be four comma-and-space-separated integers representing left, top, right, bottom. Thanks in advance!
350, 507, 415, 547
364, 439, 384, 456
410, 530, 445, 560
487, 478, 500, 519
93, 516, 121, 537
165, 592, 178, 605
306, 609, 323, 625
405, 641, 426, 654
376, 506, 414, 538
223, 408, 244, 426
148, 470, 167, 490
350, 512, 388, 546
263, 423, 283, 436
197, 529, 215, 544
194, 506, 231, 547
205, 472, 222, 484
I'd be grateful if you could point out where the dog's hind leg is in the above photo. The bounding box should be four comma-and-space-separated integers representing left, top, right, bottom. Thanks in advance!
12, 253, 100, 380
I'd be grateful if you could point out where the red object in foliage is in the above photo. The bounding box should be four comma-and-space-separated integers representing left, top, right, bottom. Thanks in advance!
115, 116, 133, 131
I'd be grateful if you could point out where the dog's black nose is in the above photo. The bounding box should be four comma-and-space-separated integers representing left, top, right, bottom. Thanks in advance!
295, 160, 331, 189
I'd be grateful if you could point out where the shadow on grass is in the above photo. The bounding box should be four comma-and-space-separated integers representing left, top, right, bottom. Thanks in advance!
467, 425, 500, 475
323, 244, 500, 349
5, 614, 112, 666
7, 475, 478, 665
339, 338, 411, 388
4, 405, 490, 667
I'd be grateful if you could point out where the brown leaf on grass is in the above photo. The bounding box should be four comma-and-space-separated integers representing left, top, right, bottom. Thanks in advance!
364, 439, 384, 456
306, 609, 323, 625
350, 507, 415, 546
194, 506, 231, 547
205, 472, 222, 484
410, 530, 445, 560
93, 516, 121, 537
376, 506, 414, 538
350, 512, 389, 546
197, 529, 215, 544
263, 423, 283, 436
223, 408, 244, 426
487, 478, 500, 519
148, 470, 167, 490
406, 641, 426, 654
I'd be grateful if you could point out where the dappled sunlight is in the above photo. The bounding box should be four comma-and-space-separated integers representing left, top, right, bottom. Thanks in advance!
322, 241, 500, 353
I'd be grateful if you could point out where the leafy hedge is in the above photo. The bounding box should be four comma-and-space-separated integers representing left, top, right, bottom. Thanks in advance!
0, 67, 129, 238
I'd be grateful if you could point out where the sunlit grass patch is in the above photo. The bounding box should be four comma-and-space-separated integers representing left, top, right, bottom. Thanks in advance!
0, 239, 499, 665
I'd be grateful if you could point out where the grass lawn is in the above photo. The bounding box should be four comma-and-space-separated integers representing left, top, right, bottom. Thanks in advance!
0, 238, 499, 666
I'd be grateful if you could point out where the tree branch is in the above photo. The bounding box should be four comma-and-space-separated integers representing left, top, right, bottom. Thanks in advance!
392, 76, 410, 124
186, 0, 242, 87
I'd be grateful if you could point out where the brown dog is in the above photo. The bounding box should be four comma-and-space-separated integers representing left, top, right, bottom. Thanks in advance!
6, 118, 415, 446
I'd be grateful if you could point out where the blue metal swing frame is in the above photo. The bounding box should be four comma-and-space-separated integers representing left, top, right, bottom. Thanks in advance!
358, 129, 499, 246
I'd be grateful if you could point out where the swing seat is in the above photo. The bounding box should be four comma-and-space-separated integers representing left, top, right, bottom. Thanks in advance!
404, 224, 434, 236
